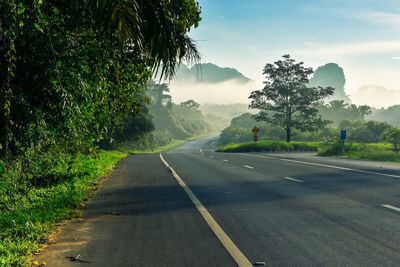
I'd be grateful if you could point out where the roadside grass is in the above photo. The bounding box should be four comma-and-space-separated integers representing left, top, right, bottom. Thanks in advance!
217, 139, 400, 163
0, 150, 127, 266
130, 139, 186, 154
318, 142, 400, 162
216, 140, 322, 152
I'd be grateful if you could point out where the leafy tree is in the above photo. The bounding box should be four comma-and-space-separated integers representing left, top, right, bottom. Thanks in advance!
249, 55, 334, 142
348, 104, 372, 121
365, 121, 392, 142
384, 128, 400, 157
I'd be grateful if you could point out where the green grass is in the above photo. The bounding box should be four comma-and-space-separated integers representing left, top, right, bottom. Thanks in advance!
130, 139, 186, 154
0, 150, 127, 266
318, 141, 400, 162
217, 140, 400, 163
217, 140, 322, 152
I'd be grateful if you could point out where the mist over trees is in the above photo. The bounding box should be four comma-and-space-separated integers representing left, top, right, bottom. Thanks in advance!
369, 105, 400, 127
219, 57, 399, 146
319, 100, 372, 125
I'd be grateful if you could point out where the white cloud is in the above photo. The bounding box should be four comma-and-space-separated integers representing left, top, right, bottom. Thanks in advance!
296, 40, 400, 57
393, 56, 400, 60
358, 12, 400, 27
352, 85, 400, 108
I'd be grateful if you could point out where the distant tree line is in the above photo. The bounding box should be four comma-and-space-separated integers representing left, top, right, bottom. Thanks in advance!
221, 54, 400, 147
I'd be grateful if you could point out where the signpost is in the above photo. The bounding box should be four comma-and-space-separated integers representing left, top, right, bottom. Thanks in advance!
252, 127, 260, 142
340, 129, 346, 153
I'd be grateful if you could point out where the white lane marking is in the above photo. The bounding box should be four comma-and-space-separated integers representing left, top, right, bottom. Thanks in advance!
160, 154, 252, 267
209, 156, 214, 159
244, 165, 254, 169
200, 148, 203, 153
283, 176, 303, 183
223, 159, 229, 162
238, 153, 400, 179
382, 204, 400, 212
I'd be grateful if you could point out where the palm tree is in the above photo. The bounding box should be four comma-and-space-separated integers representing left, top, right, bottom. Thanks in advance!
88, 0, 201, 79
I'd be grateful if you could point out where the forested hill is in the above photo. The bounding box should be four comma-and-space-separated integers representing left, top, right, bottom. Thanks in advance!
174, 63, 251, 84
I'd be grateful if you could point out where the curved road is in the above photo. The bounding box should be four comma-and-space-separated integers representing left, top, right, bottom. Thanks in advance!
38, 137, 400, 266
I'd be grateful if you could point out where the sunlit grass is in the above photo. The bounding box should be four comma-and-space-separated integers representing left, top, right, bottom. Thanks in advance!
0, 150, 127, 266
217, 140, 322, 152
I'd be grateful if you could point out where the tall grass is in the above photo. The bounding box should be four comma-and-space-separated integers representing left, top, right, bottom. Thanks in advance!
0, 150, 127, 266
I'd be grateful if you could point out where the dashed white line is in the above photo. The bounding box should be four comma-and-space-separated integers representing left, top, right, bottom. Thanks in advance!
200, 148, 203, 153
238, 153, 400, 179
244, 165, 254, 169
223, 159, 229, 162
160, 154, 253, 267
283, 176, 304, 183
382, 204, 400, 212
209, 156, 214, 159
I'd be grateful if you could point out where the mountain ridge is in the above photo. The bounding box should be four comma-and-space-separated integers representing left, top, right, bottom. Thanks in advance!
174, 63, 252, 84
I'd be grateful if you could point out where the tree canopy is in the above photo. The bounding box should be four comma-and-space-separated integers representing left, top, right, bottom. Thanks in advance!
249, 55, 334, 142
0, 0, 201, 158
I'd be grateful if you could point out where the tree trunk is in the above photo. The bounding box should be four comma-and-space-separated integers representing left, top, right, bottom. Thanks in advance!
286, 109, 292, 143
286, 126, 291, 143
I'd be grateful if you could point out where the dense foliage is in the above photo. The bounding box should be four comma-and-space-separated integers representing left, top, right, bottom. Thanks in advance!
0, 1, 202, 264
0, 0, 201, 158
146, 82, 210, 145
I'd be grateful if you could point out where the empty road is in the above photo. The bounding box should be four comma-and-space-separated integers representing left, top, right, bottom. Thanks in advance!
38, 137, 400, 266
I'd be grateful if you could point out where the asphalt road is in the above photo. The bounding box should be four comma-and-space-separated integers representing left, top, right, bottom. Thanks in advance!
38, 137, 400, 266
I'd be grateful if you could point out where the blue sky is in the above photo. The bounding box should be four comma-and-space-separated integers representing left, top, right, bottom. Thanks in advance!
187, 0, 400, 106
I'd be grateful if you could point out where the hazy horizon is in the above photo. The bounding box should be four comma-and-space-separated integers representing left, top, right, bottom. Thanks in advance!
175, 0, 400, 108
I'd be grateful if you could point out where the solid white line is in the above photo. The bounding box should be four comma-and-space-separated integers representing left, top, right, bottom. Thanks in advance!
382, 204, 400, 212
238, 153, 400, 179
159, 154, 252, 267
223, 159, 229, 162
244, 165, 254, 169
283, 176, 303, 183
